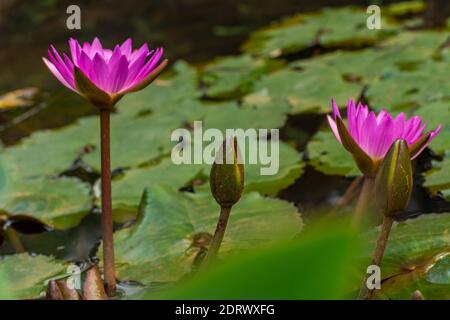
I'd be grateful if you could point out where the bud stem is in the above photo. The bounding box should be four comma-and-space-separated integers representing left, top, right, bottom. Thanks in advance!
353, 177, 374, 226
358, 215, 394, 299
204, 206, 232, 265
99, 108, 116, 297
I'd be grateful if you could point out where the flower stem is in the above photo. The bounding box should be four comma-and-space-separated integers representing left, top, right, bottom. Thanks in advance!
99, 108, 116, 297
5, 228, 25, 253
352, 177, 374, 226
358, 215, 394, 300
204, 206, 232, 265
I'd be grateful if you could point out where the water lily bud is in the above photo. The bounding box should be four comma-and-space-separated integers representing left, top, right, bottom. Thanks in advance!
375, 139, 413, 217
210, 137, 244, 208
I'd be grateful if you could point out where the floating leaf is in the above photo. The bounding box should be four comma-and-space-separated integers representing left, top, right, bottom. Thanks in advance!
82, 112, 186, 171
242, 7, 396, 58
414, 101, 450, 155
111, 140, 303, 223
0, 151, 91, 229
118, 61, 200, 117
0, 253, 66, 300
363, 214, 450, 300
104, 185, 302, 284
111, 158, 204, 222
293, 31, 449, 86
366, 61, 450, 111
2, 116, 98, 179
195, 141, 304, 196
307, 131, 359, 177
200, 54, 283, 99
201, 101, 288, 131
424, 155, 450, 198
0, 175, 91, 229
251, 67, 362, 115
385, 0, 426, 17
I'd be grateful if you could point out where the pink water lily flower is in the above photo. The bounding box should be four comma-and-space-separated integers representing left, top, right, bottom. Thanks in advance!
43, 38, 167, 107
327, 99, 441, 177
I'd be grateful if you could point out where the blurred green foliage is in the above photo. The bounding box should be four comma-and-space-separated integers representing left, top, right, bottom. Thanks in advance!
134, 218, 362, 299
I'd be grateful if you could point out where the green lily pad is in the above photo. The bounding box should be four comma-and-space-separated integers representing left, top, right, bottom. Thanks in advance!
424, 155, 450, 198
414, 101, 450, 155
200, 54, 283, 99
2, 116, 98, 179
385, 1, 425, 17
0, 253, 67, 299
366, 60, 450, 111
307, 131, 359, 177
0, 176, 91, 230
0, 153, 91, 229
364, 214, 450, 300
201, 101, 289, 131
421, 102, 450, 194
111, 158, 205, 222
105, 185, 302, 284
243, 142, 304, 195
293, 31, 448, 86
251, 67, 362, 115
118, 61, 200, 117
82, 112, 186, 171
110, 139, 303, 223
194, 141, 304, 196
242, 7, 396, 58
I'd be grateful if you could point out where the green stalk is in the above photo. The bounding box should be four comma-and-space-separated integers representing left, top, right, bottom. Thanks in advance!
358, 215, 393, 299
204, 206, 232, 265
100, 108, 116, 297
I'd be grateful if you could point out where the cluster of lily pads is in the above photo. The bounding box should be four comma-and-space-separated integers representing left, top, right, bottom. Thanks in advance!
0, 1, 449, 299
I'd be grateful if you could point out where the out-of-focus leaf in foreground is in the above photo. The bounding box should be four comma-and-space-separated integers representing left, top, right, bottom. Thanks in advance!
133, 218, 361, 299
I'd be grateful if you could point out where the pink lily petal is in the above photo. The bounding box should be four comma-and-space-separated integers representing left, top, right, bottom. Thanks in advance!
327, 99, 442, 162
327, 115, 341, 143
44, 37, 166, 100
120, 38, 132, 57
43, 57, 76, 92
